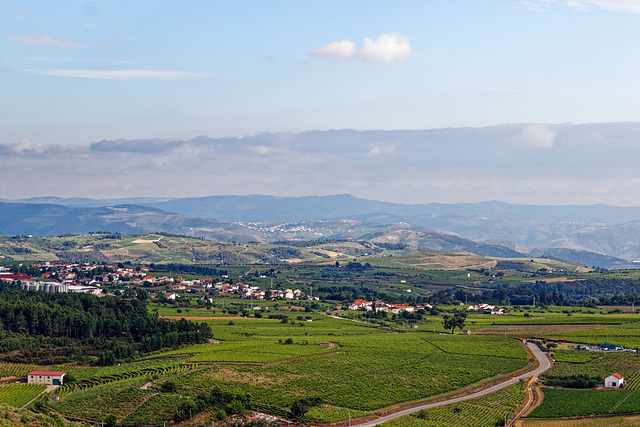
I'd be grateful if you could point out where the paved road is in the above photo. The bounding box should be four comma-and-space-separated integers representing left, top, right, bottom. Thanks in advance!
354, 342, 552, 427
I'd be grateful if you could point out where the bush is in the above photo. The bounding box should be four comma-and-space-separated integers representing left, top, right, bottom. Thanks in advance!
174, 400, 199, 422
544, 374, 601, 389
160, 380, 177, 393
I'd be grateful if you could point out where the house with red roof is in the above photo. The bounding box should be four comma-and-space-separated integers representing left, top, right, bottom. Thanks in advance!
28, 370, 65, 386
605, 373, 624, 388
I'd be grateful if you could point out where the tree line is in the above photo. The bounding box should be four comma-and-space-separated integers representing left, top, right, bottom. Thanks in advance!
0, 283, 212, 364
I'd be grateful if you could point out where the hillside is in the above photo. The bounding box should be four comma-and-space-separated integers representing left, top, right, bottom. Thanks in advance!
1, 198, 637, 268
6, 195, 640, 264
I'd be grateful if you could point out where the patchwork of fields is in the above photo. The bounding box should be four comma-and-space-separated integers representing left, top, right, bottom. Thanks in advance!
5, 308, 640, 424
4, 258, 640, 425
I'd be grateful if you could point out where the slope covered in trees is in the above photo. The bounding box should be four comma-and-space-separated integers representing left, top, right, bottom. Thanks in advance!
0, 283, 213, 364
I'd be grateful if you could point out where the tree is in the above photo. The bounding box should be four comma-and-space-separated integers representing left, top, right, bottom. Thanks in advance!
174, 400, 199, 422
290, 397, 322, 420
442, 313, 466, 334
105, 414, 117, 427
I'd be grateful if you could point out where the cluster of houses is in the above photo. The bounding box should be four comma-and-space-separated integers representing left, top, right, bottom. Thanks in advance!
210, 282, 319, 301
0, 262, 149, 286
2, 261, 326, 303
466, 303, 505, 315
336, 299, 433, 314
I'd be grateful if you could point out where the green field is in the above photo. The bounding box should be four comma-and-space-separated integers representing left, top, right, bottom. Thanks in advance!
0, 384, 46, 408
38, 315, 529, 424
382, 382, 524, 427
551, 320, 640, 347
528, 388, 629, 418
545, 351, 640, 384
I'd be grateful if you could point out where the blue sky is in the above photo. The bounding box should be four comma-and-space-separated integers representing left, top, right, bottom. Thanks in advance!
3, 1, 640, 205
3, 0, 640, 145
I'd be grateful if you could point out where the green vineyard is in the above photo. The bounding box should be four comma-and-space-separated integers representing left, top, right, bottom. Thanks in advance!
56, 364, 196, 397
625, 370, 640, 391
381, 382, 525, 427
0, 384, 46, 408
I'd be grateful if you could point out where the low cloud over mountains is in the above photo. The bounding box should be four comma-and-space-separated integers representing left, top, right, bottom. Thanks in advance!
3, 122, 640, 206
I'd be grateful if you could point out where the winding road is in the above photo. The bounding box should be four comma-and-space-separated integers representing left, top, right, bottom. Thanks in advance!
354, 342, 552, 426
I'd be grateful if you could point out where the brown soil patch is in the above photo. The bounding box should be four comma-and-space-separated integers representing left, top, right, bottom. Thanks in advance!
412, 257, 497, 270
472, 324, 612, 336
0, 376, 23, 385
200, 366, 279, 386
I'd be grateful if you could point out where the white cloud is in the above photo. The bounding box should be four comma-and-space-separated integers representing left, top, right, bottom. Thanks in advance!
523, 0, 640, 13
581, 0, 640, 13
310, 40, 357, 59
10, 33, 109, 48
310, 32, 416, 62
512, 125, 558, 148
360, 33, 417, 62
5, 139, 48, 154
32, 69, 210, 80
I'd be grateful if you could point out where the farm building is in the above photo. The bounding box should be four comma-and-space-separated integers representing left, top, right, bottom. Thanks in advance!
605, 373, 624, 388
27, 370, 65, 386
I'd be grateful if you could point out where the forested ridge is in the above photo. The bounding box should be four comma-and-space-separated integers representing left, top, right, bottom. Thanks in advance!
0, 283, 213, 364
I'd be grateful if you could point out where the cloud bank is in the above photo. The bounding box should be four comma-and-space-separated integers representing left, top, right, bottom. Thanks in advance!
3, 123, 640, 205
310, 32, 416, 62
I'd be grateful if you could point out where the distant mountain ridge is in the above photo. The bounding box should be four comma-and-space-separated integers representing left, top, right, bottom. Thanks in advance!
2, 195, 640, 268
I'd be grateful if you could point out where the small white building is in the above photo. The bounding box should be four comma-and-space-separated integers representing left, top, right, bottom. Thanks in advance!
605, 373, 625, 388
28, 371, 65, 386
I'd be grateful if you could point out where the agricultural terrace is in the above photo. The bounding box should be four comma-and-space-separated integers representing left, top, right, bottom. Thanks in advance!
550, 319, 640, 348
42, 314, 528, 424
0, 384, 46, 408
528, 345, 640, 420
170, 333, 527, 412
527, 388, 629, 418
381, 382, 524, 427
546, 351, 640, 381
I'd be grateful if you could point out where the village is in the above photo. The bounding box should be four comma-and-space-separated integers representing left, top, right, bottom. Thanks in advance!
1, 262, 514, 317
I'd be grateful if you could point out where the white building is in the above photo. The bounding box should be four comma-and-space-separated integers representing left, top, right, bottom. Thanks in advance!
605, 373, 625, 388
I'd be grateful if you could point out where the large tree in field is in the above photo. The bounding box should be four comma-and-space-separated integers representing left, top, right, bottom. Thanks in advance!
442, 313, 466, 334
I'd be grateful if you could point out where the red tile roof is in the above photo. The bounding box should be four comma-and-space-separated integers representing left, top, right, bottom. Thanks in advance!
613, 372, 624, 379
28, 371, 65, 376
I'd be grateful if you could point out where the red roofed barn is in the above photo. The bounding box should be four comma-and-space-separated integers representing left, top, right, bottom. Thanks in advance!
28, 370, 65, 386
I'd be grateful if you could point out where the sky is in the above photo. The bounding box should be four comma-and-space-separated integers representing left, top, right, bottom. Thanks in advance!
2, 1, 640, 205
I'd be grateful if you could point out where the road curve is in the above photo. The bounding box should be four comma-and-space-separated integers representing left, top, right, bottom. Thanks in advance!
354, 342, 551, 427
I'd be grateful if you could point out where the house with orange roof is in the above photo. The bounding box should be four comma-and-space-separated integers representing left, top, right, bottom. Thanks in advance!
605, 373, 624, 388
